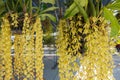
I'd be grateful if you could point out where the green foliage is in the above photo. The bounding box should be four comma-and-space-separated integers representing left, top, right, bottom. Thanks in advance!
116, 0, 120, 2
42, 18, 55, 45
40, 7, 58, 14
39, 6, 58, 22
64, 0, 88, 22
0, 0, 57, 22
64, 2, 79, 18
75, 0, 88, 7
106, 1, 120, 10
40, 13, 56, 22
64, 0, 97, 22
103, 8, 120, 37
88, 0, 96, 16
64, 0, 120, 37
42, 0, 55, 5
4, 0, 31, 13
0, 0, 5, 17
74, 0, 88, 22
33, 2, 58, 22
43, 35, 55, 45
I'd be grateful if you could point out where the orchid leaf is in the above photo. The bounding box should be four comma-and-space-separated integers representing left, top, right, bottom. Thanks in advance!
104, 8, 120, 37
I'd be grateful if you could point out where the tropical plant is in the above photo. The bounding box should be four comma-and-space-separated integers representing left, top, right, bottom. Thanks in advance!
0, 0, 57, 80
0, 16, 12, 80
57, 0, 120, 80
0, 0, 58, 21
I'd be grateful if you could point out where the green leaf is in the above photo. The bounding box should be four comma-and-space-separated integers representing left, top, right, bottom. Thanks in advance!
40, 7, 58, 14
32, 7, 40, 12
26, 0, 30, 12
0, 5, 5, 15
42, 0, 55, 4
0, 0, 5, 9
15, 0, 20, 7
88, 0, 96, 17
0, 0, 5, 16
64, 2, 79, 18
107, 2, 120, 10
116, 0, 120, 2
40, 14, 56, 22
19, 0, 24, 9
0, 0, 4, 5
12, 0, 15, 11
76, 0, 88, 7
103, 8, 120, 37
74, 0, 88, 22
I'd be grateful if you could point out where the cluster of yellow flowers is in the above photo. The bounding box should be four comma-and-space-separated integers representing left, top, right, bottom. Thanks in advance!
21, 13, 44, 80
0, 26, 2, 80
22, 13, 35, 80
57, 16, 114, 80
57, 19, 72, 80
0, 12, 115, 80
14, 34, 24, 79
0, 16, 12, 80
34, 17, 44, 80
57, 16, 83, 80
10, 13, 18, 27
77, 17, 114, 80
0, 13, 44, 80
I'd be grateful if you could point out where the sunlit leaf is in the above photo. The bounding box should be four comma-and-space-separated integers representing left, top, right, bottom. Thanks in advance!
107, 2, 120, 10
103, 8, 120, 37
64, 2, 79, 18
42, 0, 55, 4
116, 0, 120, 2
40, 14, 56, 22
76, 0, 88, 7
40, 7, 58, 14
74, 0, 88, 22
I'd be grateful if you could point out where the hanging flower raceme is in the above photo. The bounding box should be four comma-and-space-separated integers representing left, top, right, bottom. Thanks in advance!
57, 16, 83, 80
12, 13, 44, 80
0, 15, 12, 80
10, 13, 18, 27
14, 34, 24, 79
0, 12, 44, 80
21, 13, 35, 80
57, 19, 71, 80
76, 17, 115, 80
0, 26, 2, 80
11, 13, 44, 80
34, 17, 44, 80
